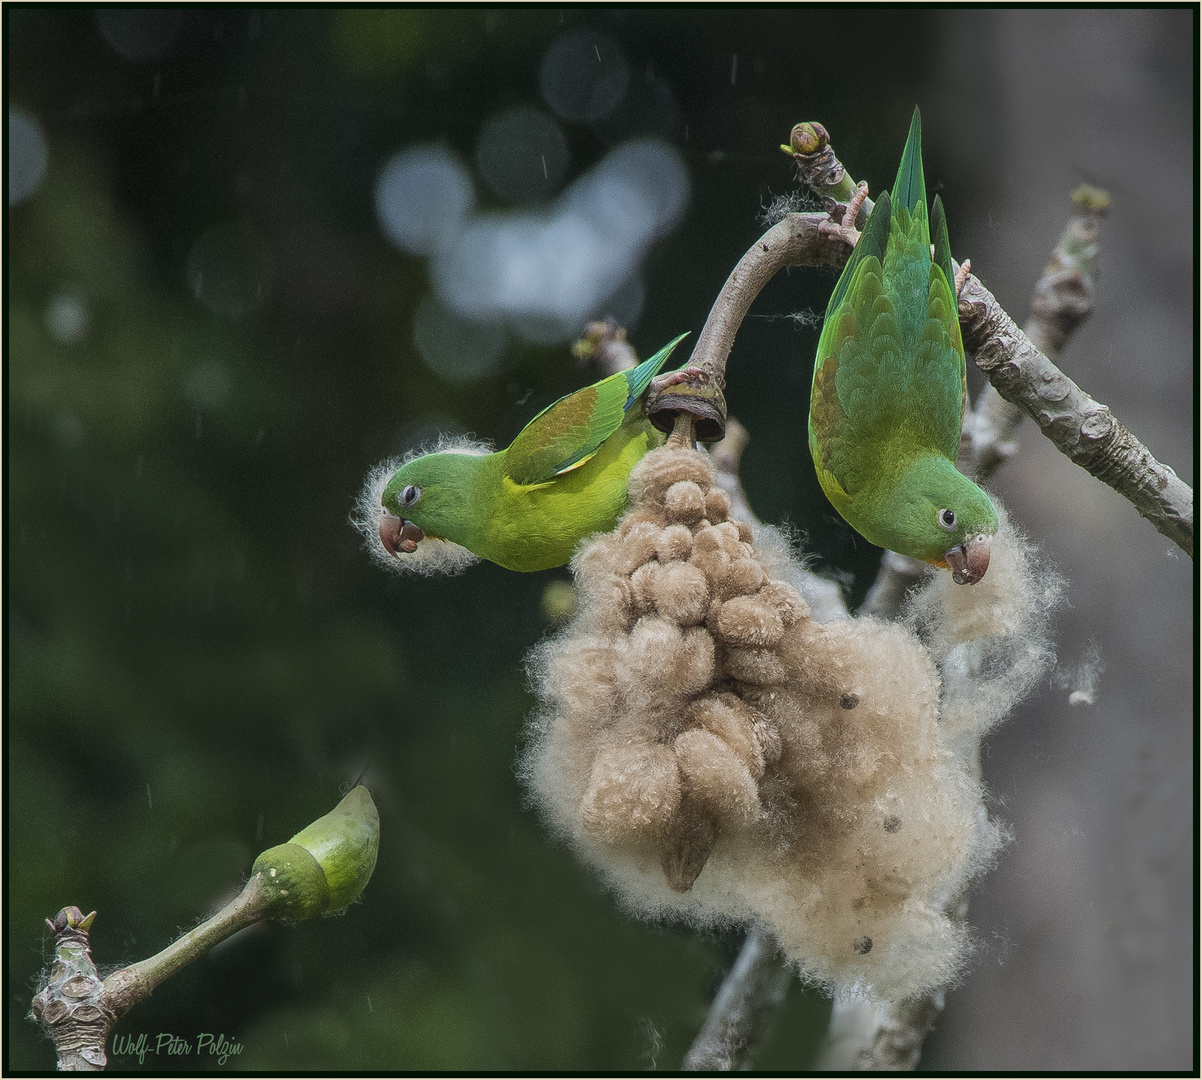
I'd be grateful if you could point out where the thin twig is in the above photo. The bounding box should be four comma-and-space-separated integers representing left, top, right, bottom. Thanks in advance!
686, 211, 851, 387
963, 186, 1106, 480
681, 926, 794, 1071
572, 317, 639, 375
785, 121, 875, 225
103, 876, 271, 1014
817, 994, 944, 1071
30, 880, 271, 1070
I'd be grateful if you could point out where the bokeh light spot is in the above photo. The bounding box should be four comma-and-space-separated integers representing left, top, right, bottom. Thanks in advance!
475, 105, 568, 204
96, 8, 182, 62
432, 138, 687, 343
186, 223, 273, 320
413, 293, 507, 384
185, 362, 233, 410
569, 138, 690, 241
600, 274, 645, 330
9, 107, 47, 207
375, 144, 475, 256
45, 290, 90, 344
540, 30, 630, 123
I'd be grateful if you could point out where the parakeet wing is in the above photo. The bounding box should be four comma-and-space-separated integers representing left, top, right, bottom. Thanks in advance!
822, 185, 892, 323
810, 109, 965, 497
931, 194, 956, 296
890, 107, 927, 218
809, 188, 894, 497
931, 193, 968, 408
504, 333, 687, 486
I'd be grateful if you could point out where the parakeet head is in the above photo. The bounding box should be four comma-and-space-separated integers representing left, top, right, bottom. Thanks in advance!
897, 457, 999, 584
353, 439, 490, 576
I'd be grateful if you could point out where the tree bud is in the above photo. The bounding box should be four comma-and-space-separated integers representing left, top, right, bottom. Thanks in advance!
252, 786, 379, 920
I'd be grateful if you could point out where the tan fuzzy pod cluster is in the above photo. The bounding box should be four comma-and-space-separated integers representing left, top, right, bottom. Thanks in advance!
522, 446, 1047, 1002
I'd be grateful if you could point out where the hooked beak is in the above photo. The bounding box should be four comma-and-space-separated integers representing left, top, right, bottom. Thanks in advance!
945, 533, 991, 585
379, 510, 424, 556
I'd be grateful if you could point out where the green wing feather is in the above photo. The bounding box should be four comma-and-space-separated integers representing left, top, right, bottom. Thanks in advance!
890, 107, 927, 218
503, 333, 687, 486
930, 193, 968, 413
809, 107, 965, 497
822, 188, 892, 323
930, 195, 956, 295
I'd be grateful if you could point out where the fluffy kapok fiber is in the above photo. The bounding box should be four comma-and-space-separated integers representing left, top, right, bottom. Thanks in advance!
522, 444, 1051, 1002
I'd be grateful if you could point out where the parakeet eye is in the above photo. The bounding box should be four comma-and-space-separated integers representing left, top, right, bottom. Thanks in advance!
400, 484, 421, 508
937, 508, 957, 531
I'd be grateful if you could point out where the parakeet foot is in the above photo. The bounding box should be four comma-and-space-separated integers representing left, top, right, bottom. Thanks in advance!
648, 366, 706, 396
954, 258, 972, 298
818, 180, 868, 248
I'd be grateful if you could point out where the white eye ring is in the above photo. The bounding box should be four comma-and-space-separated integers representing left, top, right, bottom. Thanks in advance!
938, 508, 957, 531
400, 484, 421, 508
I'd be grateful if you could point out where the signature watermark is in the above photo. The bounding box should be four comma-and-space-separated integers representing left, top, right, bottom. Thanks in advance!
111, 1031, 244, 1066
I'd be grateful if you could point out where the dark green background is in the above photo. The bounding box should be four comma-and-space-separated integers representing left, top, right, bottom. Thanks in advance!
10, 6, 1193, 1073
9, 9, 930, 1069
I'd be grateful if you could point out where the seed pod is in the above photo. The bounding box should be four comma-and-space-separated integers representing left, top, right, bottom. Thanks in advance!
663, 480, 707, 524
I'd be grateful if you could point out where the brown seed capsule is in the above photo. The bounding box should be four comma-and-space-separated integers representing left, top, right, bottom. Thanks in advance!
664, 480, 707, 524
660, 803, 717, 893
704, 487, 732, 522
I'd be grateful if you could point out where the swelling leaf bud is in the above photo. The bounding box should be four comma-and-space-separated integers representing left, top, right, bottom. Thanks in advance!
252, 786, 380, 920
251, 843, 331, 921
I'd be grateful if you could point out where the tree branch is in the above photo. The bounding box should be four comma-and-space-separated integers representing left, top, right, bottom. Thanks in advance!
958, 271, 1193, 555
962, 185, 1109, 479
102, 877, 271, 1014
29, 787, 379, 1070
686, 212, 850, 386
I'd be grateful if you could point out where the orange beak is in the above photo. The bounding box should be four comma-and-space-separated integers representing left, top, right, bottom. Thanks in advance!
379, 511, 424, 555
944, 533, 991, 585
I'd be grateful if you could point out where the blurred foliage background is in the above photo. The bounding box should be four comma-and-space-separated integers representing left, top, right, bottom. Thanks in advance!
8, 7, 1193, 1071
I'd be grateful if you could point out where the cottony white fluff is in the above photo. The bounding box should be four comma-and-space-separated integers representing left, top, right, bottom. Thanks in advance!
747, 521, 850, 621
351, 436, 492, 577
904, 502, 1065, 747
519, 447, 1061, 1003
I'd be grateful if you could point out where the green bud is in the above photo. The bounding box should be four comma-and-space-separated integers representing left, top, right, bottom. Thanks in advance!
1071, 183, 1110, 215
251, 786, 379, 920
251, 843, 330, 921
788, 121, 828, 156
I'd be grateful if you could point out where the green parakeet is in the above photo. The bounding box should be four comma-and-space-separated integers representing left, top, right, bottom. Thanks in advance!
360, 334, 688, 573
808, 107, 998, 584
